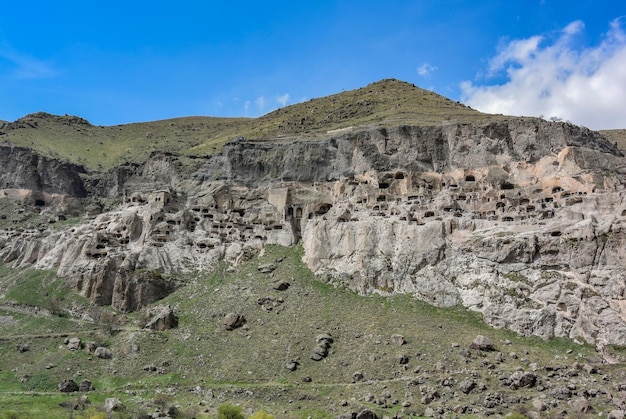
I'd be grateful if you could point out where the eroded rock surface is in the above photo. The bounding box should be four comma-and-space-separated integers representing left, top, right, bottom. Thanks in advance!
1, 117, 626, 346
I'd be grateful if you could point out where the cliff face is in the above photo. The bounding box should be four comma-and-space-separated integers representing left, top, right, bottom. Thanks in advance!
1, 117, 626, 346
0, 145, 87, 198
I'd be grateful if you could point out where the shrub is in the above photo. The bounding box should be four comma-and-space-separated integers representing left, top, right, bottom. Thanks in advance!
217, 403, 245, 419
249, 411, 275, 419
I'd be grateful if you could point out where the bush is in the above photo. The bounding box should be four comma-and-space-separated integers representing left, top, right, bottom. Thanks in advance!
217, 403, 245, 419
249, 411, 275, 419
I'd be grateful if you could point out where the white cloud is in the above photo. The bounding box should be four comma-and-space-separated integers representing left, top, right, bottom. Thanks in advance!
417, 63, 437, 76
0, 44, 57, 79
461, 17, 626, 129
276, 93, 290, 107
255, 96, 266, 110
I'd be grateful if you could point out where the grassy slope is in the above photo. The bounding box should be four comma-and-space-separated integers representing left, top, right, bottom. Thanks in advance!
0, 246, 623, 418
599, 128, 626, 152
0, 79, 500, 171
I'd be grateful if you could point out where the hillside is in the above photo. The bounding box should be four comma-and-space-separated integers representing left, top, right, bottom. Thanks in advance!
0, 79, 499, 171
599, 128, 626, 152
1, 79, 626, 417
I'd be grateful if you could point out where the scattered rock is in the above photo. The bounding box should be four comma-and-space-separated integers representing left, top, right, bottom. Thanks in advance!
509, 371, 537, 389
67, 337, 82, 350
58, 379, 79, 393
94, 346, 112, 359
583, 363, 598, 374
316, 333, 334, 344
460, 379, 477, 394
608, 410, 625, 419
258, 263, 277, 274
313, 345, 329, 357
311, 333, 333, 361
285, 361, 298, 371
104, 398, 124, 413
272, 280, 290, 291
310, 353, 323, 361
470, 335, 495, 351
531, 398, 547, 411
483, 393, 502, 408
79, 379, 95, 392
17, 343, 29, 353
356, 409, 379, 419
144, 304, 178, 331
572, 397, 593, 414
352, 372, 364, 382
390, 334, 406, 345
549, 386, 572, 400
85, 341, 99, 353
222, 312, 245, 330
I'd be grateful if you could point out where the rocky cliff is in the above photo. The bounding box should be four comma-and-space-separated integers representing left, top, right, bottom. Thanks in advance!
1, 107, 625, 346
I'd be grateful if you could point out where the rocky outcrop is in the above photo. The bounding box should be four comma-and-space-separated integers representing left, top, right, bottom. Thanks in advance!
0, 145, 87, 204
1, 117, 626, 346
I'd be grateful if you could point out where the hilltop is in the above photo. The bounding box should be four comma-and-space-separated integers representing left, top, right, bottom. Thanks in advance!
0, 79, 500, 171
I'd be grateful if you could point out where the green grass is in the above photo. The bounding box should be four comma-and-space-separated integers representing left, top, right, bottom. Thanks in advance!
599, 128, 626, 151
0, 79, 505, 171
0, 245, 622, 418
2, 266, 88, 311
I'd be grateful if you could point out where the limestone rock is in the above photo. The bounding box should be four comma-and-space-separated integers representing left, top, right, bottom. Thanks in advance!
94, 347, 112, 359
258, 263, 277, 274
79, 379, 95, 392
470, 335, 495, 351
66, 337, 82, 351
58, 379, 79, 393
1, 113, 626, 347
390, 334, 406, 345
355, 409, 379, 419
572, 397, 594, 414
145, 304, 178, 331
104, 398, 124, 413
222, 312, 245, 330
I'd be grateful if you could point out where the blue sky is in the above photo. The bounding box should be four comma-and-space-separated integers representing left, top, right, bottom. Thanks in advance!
1, 1, 625, 129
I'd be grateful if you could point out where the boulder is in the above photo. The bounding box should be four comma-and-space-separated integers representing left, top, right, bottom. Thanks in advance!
572, 397, 593, 414
470, 335, 495, 351
390, 334, 406, 345
79, 379, 95, 392
316, 333, 333, 344
531, 398, 547, 411
67, 337, 82, 350
509, 371, 537, 388
271, 280, 290, 291
356, 409, 379, 419
104, 398, 124, 413
145, 304, 178, 331
258, 263, 276, 274
459, 379, 477, 394
94, 346, 112, 359
222, 312, 245, 330
58, 379, 79, 393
